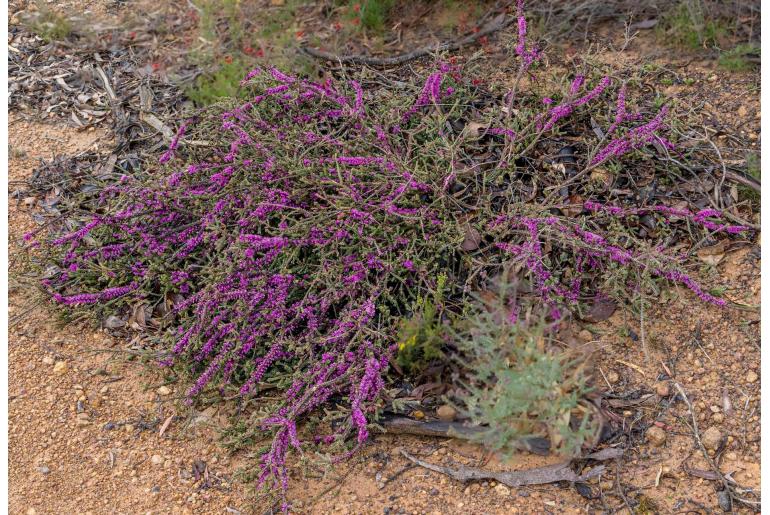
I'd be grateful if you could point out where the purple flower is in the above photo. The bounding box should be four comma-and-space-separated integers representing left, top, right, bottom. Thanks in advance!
592, 106, 669, 165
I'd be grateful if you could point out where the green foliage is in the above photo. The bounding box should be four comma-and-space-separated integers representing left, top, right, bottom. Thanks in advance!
746, 152, 761, 181
396, 273, 448, 374
186, 59, 250, 106
258, 0, 304, 38
23, 4, 72, 42
348, 0, 394, 32
188, 0, 316, 105
660, 1, 726, 50
718, 43, 760, 72
452, 287, 598, 457
196, 0, 244, 46
185, 0, 252, 105
738, 152, 761, 209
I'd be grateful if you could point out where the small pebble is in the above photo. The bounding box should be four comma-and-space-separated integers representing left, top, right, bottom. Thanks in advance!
702, 427, 722, 450
157, 386, 172, 396
42, 356, 54, 365
436, 405, 456, 422
746, 371, 758, 383
493, 484, 510, 497
151, 455, 164, 466
53, 361, 68, 375
717, 489, 732, 511
655, 382, 670, 397
646, 426, 666, 447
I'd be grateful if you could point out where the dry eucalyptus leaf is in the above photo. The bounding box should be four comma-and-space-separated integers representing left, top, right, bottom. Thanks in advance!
584, 298, 616, 323
464, 121, 487, 138
103, 315, 126, 329
696, 241, 728, 266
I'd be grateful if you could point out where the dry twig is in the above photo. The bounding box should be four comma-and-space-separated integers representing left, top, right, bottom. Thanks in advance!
301, 13, 515, 66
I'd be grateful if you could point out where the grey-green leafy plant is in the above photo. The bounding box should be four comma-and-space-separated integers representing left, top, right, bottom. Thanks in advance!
22, 4, 72, 43
718, 43, 760, 72
659, 0, 727, 50
452, 282, 599, 458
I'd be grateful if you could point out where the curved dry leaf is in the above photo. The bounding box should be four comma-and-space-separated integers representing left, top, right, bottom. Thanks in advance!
696, 241, 728, 266
584, 298, 616, 323
464, 121, 487, 138
103, 315, 125, 329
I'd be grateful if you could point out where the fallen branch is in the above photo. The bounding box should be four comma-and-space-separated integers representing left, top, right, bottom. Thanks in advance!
723, 169, 761, 192
300, 12, 515, 67
400, 448, 616, 487
380, 413, 551, 455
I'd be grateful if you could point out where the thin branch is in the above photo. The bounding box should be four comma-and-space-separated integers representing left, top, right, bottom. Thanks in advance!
300, 13, 515, 67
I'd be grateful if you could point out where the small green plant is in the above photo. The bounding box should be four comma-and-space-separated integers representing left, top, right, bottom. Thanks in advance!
396, 273, 448, 374
347, 0, 394, 32
452, 285, 598, 457
718, 43, 760, 72
188, 0, 315, 104
186, 58, 250, 106
660, 1, 726, 50
738, 152, 761, 208
23, 4, 72, 42
196, 0, 244, 46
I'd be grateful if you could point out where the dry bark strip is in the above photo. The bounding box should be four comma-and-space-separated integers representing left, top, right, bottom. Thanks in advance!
400, 448, 620, 487
300, 12, 515, 67
380, 413, 551, 455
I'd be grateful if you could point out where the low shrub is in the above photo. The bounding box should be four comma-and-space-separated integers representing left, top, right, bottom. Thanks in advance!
453, 280, 598, 458
21, 3, 72, 43
29, 1, 747, 508
718, 43, 760, 72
